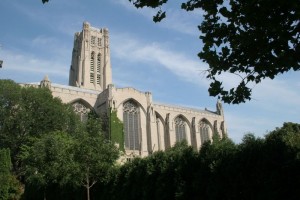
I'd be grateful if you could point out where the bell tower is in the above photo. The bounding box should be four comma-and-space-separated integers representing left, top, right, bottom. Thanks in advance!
69, 22, 112, 91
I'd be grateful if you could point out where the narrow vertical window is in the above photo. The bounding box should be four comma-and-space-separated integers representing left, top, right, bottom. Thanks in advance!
97, 74, 100, 84
90, 73, 94, 83
90, 52, 95, 83
91, 36, 96, 45
90, 52, 95, 72
97, 38, 101, 46
97, 53, 101, 73
175, 116, 186, 142
199, 121, 210, 145
123, 101, 140, 150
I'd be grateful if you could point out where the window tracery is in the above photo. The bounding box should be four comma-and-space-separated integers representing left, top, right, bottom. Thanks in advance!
199, 121, 210, 145
72, 102, 90, 122
175, 116, 186, 142
123, 101, 140, 151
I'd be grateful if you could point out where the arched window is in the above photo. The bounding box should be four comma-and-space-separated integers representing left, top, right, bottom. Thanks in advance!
123, 101, 140, 150
199, 120, 211, 145
72, 102, 90, 122
175, 116, 186, 142
90, 52, 95, 83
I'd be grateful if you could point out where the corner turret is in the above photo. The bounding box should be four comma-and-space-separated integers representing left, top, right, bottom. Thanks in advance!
40, 75, 51, 89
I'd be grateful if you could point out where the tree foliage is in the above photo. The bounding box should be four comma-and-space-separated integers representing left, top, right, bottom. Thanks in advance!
0, 148, 12, 199
72, 113, 120, 200
128, 0, 300, 103
20, 131, 75, 199
20, 113, 120, 200
0, 148, 22, 200
95, 123, 300, 200
0, 80, 79, 174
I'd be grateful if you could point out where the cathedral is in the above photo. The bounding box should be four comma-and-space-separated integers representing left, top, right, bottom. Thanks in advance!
27, 22, 226, 159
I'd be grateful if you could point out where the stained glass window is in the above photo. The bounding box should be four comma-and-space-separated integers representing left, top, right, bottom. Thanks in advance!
199, 121, 210, 145
175, 116, 186, 142
123, 101, 140, 150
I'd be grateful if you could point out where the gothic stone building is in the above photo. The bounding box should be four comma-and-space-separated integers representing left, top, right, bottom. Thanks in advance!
27, 22, 226, 159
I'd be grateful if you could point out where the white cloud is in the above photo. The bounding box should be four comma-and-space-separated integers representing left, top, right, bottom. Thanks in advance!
1, 49, 69, 80
253, 77, 300, 106
225, 111, 276, 143
223, 73, 300, 143
159, 8, 201, 36
113, 0, 201, 36
111, 33, 210, 87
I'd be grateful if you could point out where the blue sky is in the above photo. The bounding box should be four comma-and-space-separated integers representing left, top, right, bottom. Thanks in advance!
0, 0, 299, 143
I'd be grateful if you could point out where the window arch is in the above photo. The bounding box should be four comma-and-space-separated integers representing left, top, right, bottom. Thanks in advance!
175, 116, 186, 142
72, 102, 90, 122
123, 101, 140, 151
199, 120, 211, 145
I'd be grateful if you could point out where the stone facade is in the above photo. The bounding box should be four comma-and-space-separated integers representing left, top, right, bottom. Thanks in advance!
26, 22, 226, 159
69, 22, 112, 91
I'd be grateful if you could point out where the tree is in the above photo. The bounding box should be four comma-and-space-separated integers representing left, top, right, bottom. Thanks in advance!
128, 0, 300, 104
0, 79, 79, 174
20, 131, 75, 199
0, 148, 12, 199
0, 148, 22, 200
20, 112, 120, 200
72, 113, 120, 200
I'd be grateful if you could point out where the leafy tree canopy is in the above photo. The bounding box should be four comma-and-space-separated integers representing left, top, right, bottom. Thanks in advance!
128, 0, 300, 104
0, 79, 79, 174
20, 131, 75, 189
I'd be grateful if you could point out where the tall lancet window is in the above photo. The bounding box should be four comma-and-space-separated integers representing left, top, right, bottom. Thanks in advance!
90, 52, 95, 83
97, 53, 101, 73
175, 116, 186, 142
96, 53, 101, 84
123, 101, 140, 150
199, 120, 210, 145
